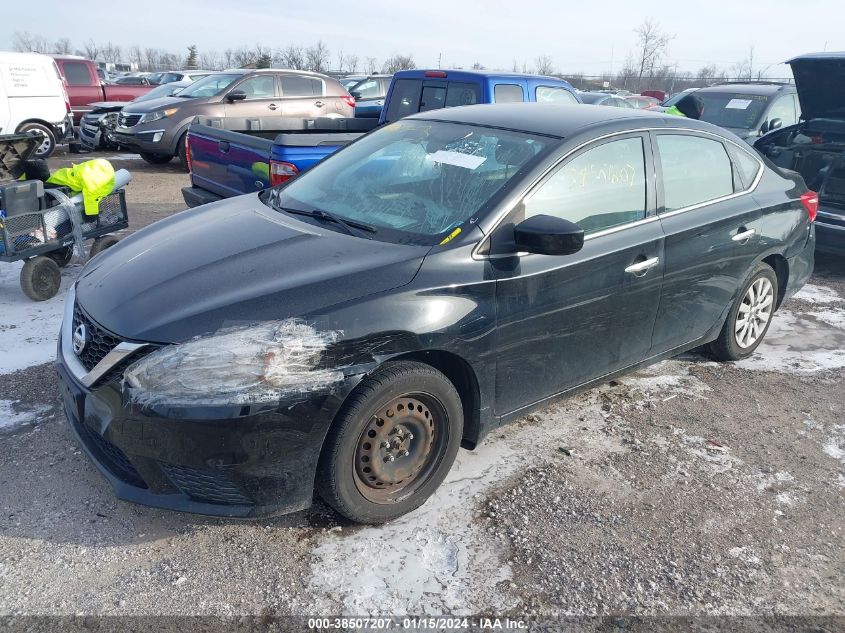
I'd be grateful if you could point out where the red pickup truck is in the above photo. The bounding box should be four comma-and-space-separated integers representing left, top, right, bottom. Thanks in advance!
52, 56, 154, 124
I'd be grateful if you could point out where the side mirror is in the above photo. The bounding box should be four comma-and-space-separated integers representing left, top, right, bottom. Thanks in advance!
513, 214, 584, 256
769, 117, 782, 131
350, 91, 362, 100
227, 90, 247, 102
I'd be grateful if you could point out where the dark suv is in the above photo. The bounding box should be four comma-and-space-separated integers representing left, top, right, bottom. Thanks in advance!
111, 69, 354, 168
693, 82, 801, 143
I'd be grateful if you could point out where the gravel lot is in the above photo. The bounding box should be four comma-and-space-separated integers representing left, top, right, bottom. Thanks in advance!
0, 151, 843, 617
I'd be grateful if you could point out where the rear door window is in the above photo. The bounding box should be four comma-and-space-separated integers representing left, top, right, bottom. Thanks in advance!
494, 84, 524, 103
237, 75, 278, 99
279, 75, 323, 97
656, 134, 734, 211
63, 61, 92, 86
536, 86, 578, 104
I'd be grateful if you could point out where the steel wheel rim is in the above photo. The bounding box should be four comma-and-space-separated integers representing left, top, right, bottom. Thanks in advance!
353, 392, 448, 504
735, 277, 774, 349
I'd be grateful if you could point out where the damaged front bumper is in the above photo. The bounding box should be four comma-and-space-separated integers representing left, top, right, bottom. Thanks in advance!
56, 290, 364, 518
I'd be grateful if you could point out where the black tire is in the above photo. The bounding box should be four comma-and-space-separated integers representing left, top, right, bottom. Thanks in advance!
89, 236, 119, 258
709, 263, 778, 361
316, 361, 463, 524
20, 256, 62, 301
176, 134, 189, 172
45, 245, 74, 267
17, 122, 56, 159
139, 152, 173, 165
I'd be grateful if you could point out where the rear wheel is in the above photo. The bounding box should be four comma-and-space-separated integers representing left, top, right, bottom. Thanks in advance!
709, 263, 778, 361
89, 235, 119, 258
20, 256, 62, 301
140, 152, 173, 165
176, 134, 189, 172
316, 361, 463, 524
17, 122, 56, 159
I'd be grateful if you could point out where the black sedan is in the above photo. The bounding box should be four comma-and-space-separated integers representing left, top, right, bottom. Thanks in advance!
57, 104, 816, 524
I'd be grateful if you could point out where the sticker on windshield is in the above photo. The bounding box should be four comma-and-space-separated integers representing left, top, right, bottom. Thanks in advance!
429, 150, 487, 170
725, 99, 753, 110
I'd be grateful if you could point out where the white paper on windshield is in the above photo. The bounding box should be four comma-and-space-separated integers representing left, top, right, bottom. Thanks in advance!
429, 150, 487, 170
725, 99, 753, 110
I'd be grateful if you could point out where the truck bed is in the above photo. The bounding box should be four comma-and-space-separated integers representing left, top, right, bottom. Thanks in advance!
184, 116, 377, 207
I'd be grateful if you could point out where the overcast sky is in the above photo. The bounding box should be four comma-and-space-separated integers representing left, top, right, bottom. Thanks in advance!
3, 0, 843, 75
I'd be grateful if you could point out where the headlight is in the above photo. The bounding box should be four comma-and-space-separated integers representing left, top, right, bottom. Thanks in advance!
140, 107, 179, 124
124, 320, 342, 406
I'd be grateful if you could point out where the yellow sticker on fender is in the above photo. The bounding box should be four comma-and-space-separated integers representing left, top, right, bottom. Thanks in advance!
439, 227, 462, 245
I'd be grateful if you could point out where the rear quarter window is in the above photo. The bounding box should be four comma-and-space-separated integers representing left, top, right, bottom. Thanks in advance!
280, 75, 323, 97
536, 86, 578, 104
494, 84, 524, 103
63, 62, 92, 86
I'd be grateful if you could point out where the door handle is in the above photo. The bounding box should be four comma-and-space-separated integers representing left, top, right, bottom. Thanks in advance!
625, 257, 660, 274
218, 141, 230, 152
268, 103, 278, 111
732, 228, 756, 242
314, 101, 324, 107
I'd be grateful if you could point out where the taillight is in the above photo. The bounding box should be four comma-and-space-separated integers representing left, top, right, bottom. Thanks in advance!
341, 95, 356, 108
270, 160, 299, 186
425, 70, 448, 78
800, 191, 819, 222
184, 134, 192, 173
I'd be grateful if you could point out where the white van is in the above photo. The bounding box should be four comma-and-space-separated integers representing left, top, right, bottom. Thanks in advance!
0, 51, 72, 158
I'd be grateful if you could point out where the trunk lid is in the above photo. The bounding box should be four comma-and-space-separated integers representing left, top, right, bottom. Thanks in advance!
788, 53, 845, 121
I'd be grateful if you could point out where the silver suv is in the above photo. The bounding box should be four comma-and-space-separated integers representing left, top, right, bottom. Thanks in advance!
112, 69, 354, 168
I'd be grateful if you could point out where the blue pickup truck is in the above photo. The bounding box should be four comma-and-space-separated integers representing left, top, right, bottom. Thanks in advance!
182, 70, 580, 207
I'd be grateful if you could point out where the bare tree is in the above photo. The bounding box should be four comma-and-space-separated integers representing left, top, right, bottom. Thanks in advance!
632, 19, 673, 90
233, 46, 255, 67
200, 50, 221, 70
12, 31, 50, 53
223, 48, 234, 68
53, 38, 73, 55
732, 45, 754, 81
534, 55, 555, 75
471, 61, 485, 70
305, 41, 330, 73
278, 45, 305, 70
615, 54, 639, 89
381, 54, 415, 74
84, 39, 100, 61
101, 42, 123, 64
365, 57, 378, 74
128, 46, 143, 70
512, 59, 520, 72
336, 49, 346, 73
346, 54, 360, 73
143, 48, 159, 71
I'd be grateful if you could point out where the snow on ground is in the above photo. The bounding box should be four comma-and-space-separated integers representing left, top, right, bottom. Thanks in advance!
307, 360, 710, 615
0, 399, 51, 431
0, 261, 77, 374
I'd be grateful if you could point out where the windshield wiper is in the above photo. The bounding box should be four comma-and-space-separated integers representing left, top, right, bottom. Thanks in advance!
280, 206, 377, 238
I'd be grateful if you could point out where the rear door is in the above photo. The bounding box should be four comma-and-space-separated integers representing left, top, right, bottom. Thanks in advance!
492, 133, 664, 415
278, 74, 326, 117
650, 131, 764, 354
224, 74, 281, 118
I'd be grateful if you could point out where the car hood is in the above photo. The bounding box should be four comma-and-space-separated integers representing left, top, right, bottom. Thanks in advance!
88, 102, 126, 113
121, 96, 192, 114
788, 54, 845, 120
75, 194, 430, 343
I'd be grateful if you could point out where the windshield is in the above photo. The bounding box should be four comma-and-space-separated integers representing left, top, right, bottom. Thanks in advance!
176, 73, 241, 98
132, 82, 187, 102
696, 92, 770, 129
268, 120, 551, 244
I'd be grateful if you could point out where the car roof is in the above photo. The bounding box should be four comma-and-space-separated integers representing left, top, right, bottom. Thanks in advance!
394, 69, 570, 83
409, 102, 721, 139
787, 51, 845, 62
697, 83, 795, 95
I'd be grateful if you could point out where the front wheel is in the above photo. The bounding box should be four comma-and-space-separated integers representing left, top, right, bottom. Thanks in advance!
316, 361, 463, 524
709, 263, 778, 361
18, 122, 57, 159
139, 152, 173, 165
20, 256, 62, 301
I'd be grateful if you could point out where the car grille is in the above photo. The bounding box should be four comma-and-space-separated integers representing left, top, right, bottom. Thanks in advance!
72, 417, 147, 489
72, 304, 121, 371
159, 463, 253, 506
118, 113, 142, 127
